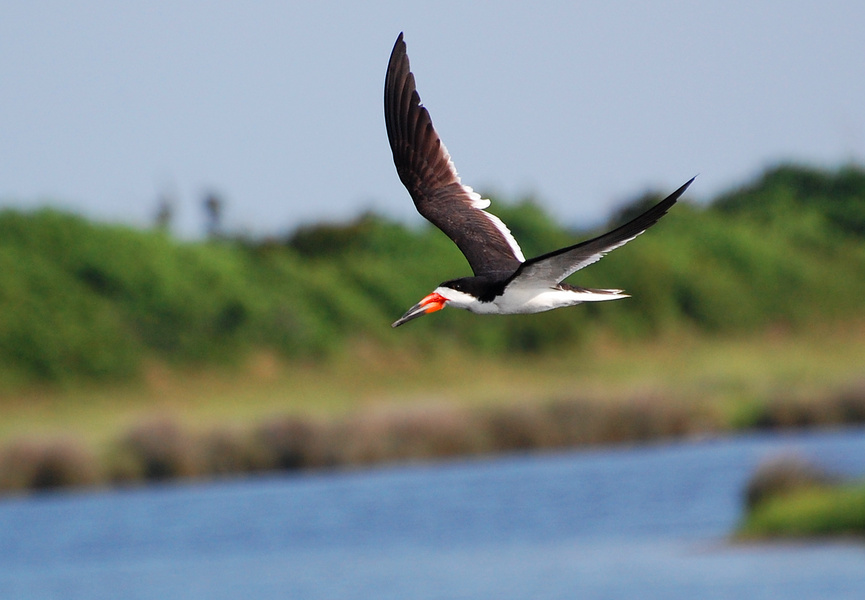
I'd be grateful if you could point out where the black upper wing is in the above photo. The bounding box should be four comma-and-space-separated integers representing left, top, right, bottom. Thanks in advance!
505, 178, 695, 290
385, 33, 525, 276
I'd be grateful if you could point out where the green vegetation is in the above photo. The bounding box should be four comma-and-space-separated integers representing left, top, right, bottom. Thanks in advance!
1, 348, 864, 494
1, 162, 865, 494
737, 456, 865, 540
738, 485, 865, 539
0, 163, 864, 389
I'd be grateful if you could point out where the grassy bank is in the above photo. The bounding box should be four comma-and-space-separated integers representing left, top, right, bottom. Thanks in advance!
1, 163, 865, 493
2, 323, 864, 494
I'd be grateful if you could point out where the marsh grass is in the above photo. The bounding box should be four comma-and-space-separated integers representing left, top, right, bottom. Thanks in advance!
1, 322, 864, 495
745, 381, 865, 430
3, 380, 865, 495
252, 416, 333, 470
200, 427, 269, 475
3, 320, 863, 454
109, 417, 200, 483
338, 403, 487, 465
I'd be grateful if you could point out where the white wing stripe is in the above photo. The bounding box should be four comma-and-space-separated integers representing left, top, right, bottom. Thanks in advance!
463, 184, 490, 209
440, 139, 526, 263
479, 207, 526, 263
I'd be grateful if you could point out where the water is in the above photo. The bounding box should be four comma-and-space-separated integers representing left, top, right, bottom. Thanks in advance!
1, 428, 865, 599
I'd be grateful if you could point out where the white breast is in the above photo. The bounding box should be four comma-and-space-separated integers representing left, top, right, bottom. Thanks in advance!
492, 288, 587, 314
437, 285, 629, 316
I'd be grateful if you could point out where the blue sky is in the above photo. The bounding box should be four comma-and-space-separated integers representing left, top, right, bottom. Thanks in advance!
1, 2, 863, 237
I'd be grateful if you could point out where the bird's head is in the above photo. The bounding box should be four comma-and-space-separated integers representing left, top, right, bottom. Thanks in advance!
391, 282, 478, 327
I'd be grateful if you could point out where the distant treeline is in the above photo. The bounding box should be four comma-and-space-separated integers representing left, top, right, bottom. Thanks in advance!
1, 163, 864, 386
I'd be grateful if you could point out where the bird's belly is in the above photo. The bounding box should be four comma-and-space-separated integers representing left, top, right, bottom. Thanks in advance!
479, 289, 584, 315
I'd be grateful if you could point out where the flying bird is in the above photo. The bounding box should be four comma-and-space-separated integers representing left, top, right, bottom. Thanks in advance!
385, 33, 693, 328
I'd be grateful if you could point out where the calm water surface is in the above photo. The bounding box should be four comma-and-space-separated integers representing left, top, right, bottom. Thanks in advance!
1, 428, 865, 599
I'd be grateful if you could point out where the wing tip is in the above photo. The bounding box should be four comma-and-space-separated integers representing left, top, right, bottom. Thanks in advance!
671, 175, 697, 201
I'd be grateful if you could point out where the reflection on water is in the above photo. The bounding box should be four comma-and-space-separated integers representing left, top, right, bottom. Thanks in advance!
1, 428, 864, 600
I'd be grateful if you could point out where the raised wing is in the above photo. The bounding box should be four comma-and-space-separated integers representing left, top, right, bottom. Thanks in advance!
506, 177, 695, 289
385, 33, 525, 276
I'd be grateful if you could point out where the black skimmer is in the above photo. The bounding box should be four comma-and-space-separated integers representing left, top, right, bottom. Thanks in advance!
386, 33, 694, 328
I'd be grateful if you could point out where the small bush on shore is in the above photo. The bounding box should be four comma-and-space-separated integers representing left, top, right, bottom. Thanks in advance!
738, 481, 865, 540
109, 417, 200, 483
736, 453, 865, 540
200, 427, 268, 476
0, 437, 99, 492
743, 455, 839, 510
337, 403, 486, 465
252, 416, 333, 470
741, 383, 865, 430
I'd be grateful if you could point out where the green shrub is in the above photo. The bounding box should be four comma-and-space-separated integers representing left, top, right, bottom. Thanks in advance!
743, 455, 839, 510
738, 482, 865, 539
1, 164, 864, 386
